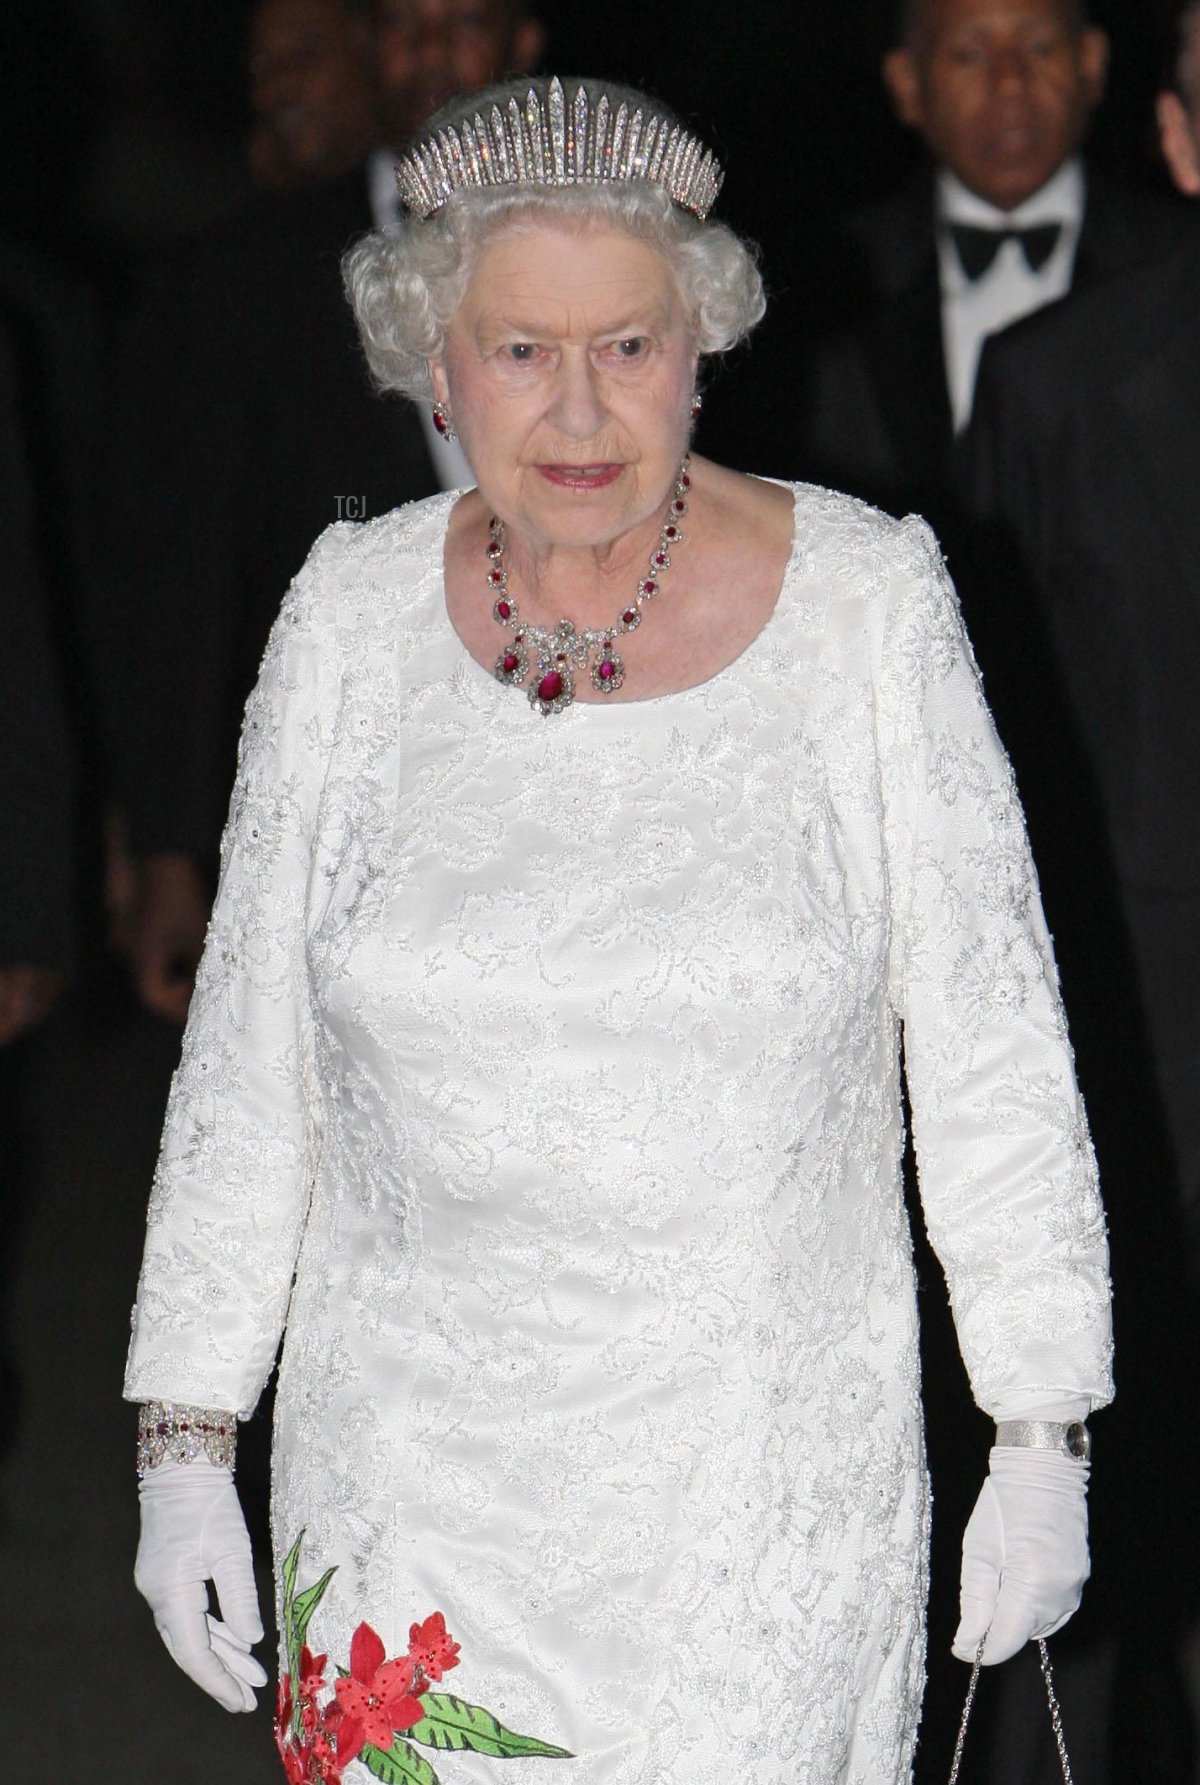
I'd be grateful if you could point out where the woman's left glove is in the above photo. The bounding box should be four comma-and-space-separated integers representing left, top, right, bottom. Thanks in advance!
953, 1448, 1090, 1664
135, 1458, 268, 1711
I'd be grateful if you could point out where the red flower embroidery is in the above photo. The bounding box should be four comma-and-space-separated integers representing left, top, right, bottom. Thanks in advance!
408, 1610, 461, 1683
274, 1730, 307, 1785
334, 1623, 426, 1765
299, 1646, 328, 1697
275, 1657, 344, 1784
275, 1724, 343, 1785
309, 1716, 341, 1774
276, 1715, 341, 1784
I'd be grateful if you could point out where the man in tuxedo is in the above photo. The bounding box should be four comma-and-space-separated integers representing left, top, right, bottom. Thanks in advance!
946, 15, 1200, 1775
763, 0, 1187, 522
966, 1, 1200, 1239
110, 0, 543, 1024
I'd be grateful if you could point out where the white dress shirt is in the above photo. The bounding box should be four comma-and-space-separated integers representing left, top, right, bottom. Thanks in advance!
367, 147, 476, 491
936, 157, 1085, 432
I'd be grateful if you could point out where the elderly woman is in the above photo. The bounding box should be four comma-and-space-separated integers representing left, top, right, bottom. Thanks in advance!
125, 77, 1110, 1785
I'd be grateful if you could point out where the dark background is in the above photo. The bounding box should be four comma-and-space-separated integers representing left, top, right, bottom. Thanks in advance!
0, 0, 1185, 313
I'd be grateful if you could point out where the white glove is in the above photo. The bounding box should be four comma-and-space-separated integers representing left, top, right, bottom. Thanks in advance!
135, 1459, 268, 1711
953, 1447, 1090, 1665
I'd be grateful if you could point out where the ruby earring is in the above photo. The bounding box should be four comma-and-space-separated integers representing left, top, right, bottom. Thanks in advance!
690, 392, 703, 422
432, 401, 456, 442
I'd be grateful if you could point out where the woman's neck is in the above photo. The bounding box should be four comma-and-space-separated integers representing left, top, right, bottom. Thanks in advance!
493, 495, 682, 634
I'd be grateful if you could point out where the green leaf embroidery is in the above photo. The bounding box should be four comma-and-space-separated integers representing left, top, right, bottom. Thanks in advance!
292, 1567, 337, 1651
281, 1531, 305, 1731
282, 1532, 303, 1612
409, 1694, 574, 1760
360, 1738, 443, 1785
280, 1532, 337, 1738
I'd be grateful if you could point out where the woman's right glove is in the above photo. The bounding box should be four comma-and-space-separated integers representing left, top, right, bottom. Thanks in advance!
135, 1458, 268, 1711
953, 1447, 1090, 1665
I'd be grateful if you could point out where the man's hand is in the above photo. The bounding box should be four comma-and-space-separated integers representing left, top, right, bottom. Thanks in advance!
126, 852, 211, 1025
0, 965, 65, 1046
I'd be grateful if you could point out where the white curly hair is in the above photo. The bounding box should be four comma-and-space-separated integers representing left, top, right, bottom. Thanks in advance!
344, 96, 765, 403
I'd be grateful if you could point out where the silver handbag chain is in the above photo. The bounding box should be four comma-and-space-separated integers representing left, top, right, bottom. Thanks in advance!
948, 1639, 1073, 1784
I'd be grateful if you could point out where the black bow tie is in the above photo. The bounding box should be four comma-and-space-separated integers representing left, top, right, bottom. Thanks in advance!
948, 220, 1063, 281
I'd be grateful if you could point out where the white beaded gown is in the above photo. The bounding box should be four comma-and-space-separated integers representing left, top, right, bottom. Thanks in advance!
125, 485, 1112, 1785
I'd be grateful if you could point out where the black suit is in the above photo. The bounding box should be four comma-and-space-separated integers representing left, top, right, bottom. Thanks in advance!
954, 241, 1200, 1783
106, 169, 441, 865
966, 240, 1200, 1212
0, 319, 74, 973
716, 168, 1191, 529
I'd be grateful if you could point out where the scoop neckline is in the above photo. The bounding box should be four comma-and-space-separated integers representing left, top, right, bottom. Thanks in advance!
437, 480, 801, 713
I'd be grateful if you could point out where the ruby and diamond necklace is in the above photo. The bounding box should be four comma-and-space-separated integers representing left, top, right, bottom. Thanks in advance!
489, 459, 692, 717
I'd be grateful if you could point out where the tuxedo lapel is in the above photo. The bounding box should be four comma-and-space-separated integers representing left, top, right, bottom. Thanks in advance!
861, 267, 954, 504
847, 177, 956, 507
848, 173, 939, 300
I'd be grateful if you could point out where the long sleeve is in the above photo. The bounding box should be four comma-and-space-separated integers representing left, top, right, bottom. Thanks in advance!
878, 515, 1112, 1419
123, 525, 347, 1415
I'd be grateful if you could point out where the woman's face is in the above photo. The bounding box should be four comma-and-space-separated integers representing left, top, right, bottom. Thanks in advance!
430, 221, 698, 553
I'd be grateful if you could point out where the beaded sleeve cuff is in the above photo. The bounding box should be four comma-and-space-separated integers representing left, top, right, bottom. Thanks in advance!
136, 1400, 238, 1477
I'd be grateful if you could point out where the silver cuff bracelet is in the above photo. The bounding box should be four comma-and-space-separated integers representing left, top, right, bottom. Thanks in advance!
994, 1418, 1091, 1461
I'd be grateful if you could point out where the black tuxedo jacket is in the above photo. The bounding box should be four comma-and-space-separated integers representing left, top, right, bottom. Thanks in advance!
957, 245, 1200, 1754
965, 238, 1200, 897
720, 166, 1192, 527
960, 239, 1200, 1209
106, 170, 442, 863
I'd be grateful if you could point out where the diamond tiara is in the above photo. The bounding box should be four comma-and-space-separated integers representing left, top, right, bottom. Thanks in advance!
394, 77, 724, 223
